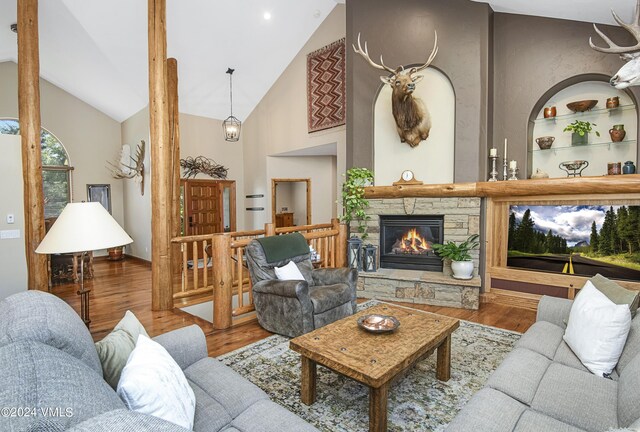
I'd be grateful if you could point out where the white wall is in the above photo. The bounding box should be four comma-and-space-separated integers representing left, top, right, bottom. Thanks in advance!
0, 62, 125, 229
267, 156, 337, 226
531, 81, 637, 178
374, 67, 455, 186
179, 113, 245, 230
121, 107, 151, 260
0, 135, 27, 298
242, 5, 346, 230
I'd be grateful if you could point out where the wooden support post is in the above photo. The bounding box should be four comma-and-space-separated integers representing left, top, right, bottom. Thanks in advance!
265, 223, 276, 237
167, 58, 182, 296
18, 0, 48, 291
148, 0, 173, 310
334, 218, 348, 268
212, 234, 232, 329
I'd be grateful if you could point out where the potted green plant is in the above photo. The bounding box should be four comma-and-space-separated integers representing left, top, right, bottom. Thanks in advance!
340, 167, 374, 240
432, 234, 480, 279
563, 120, 600, 146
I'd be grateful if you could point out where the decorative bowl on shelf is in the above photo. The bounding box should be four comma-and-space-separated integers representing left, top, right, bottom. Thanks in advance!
566, 100, 598, 112
535, 136, 555, 150
357, 314, 400, 333
559, 160, 589, 177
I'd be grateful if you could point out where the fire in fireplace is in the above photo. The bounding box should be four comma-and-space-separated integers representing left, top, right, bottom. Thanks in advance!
380, 215, 444, 271
391, 228, 433, 255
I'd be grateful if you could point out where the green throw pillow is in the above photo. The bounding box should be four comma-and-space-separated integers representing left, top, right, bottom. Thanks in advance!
574, 274, 639, 318
95, 311, 149, 389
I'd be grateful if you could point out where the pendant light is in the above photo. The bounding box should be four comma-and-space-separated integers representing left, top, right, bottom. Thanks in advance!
222, 68, 241, 142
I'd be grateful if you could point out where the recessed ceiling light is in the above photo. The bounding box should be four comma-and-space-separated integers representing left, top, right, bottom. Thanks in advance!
313, 10, 321, 18
263, 11, 272, 20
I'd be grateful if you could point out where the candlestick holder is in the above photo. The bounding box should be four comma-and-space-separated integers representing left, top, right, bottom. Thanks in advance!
503, 159, 508, 181
488, 155, 499, 181
508, 167, 519, 181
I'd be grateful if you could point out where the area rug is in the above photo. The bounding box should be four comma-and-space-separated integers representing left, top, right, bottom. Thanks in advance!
219, 302, 521, 431
307, 38, 346, 133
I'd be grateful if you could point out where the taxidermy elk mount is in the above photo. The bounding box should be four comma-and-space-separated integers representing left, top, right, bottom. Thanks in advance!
108, 140, 145, 196
353, 32, 438, 147
590, 0, 640, 89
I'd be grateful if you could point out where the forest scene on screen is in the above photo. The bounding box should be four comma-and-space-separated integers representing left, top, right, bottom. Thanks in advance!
507, 205, 640, 281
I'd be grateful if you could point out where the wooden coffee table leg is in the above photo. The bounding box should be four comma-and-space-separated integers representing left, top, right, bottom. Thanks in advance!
436, 334, 452, 381
369, 383, 389, 432
301, 356, 317, 405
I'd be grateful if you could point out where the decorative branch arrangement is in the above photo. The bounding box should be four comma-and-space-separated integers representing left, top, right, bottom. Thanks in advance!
180, 156, 228, 179
107, 140, 145, 196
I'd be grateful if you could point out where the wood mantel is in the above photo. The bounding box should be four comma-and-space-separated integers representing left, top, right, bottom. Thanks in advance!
365, 175, 640, 199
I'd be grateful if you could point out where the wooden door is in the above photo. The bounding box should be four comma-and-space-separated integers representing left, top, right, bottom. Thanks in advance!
183, 180, 220, 236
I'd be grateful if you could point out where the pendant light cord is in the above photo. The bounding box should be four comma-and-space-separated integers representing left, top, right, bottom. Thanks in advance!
227, 68, 235, 117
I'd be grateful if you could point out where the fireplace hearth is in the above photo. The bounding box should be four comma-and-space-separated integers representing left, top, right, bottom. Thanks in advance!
379, 215, 444, 271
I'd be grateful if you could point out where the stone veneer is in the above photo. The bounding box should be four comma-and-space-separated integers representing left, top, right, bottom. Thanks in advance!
354, 197, 482, 310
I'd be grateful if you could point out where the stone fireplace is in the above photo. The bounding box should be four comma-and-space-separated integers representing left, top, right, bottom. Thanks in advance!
355, 197, 481, 310
379, 215, 443, 271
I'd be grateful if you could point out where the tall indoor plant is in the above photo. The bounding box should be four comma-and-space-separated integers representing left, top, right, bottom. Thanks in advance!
432, 234, 480, 279
563, 120, 600, 146
340, 167, 374, 240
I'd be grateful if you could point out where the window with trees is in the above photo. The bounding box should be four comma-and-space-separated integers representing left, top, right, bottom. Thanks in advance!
0, 119, 72, 218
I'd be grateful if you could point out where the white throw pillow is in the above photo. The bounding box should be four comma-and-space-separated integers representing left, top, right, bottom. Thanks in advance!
564, 281, 632, 377
274, 260, 305, 281
117, 335, 196, 430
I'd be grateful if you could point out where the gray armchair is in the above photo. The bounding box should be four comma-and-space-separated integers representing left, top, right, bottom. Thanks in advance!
245, 234, 357, 337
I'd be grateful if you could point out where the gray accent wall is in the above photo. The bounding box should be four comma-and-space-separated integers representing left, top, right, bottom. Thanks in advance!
492, 13, 640, 180
347, 1, 640, 182
347, 0, 493, 182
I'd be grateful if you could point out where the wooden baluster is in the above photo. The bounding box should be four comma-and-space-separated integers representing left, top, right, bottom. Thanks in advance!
331, 235, 336, 267
192, 241, 199, 290
182, 243, 188, 292
236, 247, 243, 309
323, 236, 329, 268
335, 219, 347, 268
202, 239, 208, 289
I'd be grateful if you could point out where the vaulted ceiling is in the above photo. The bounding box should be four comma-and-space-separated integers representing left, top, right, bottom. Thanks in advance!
0, 0, 636, 123
0, 0, 339, 122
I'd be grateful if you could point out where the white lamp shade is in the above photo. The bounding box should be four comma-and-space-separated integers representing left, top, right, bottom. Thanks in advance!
36, 202, 133, 254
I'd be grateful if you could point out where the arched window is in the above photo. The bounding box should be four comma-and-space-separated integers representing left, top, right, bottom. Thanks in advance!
0, 119, 73, 218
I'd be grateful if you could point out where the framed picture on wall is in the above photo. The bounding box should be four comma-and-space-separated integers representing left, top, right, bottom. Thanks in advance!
87, 184, 111, 214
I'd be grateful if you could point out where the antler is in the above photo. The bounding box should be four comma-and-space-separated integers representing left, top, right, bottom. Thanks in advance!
352, 33, 397, 74
412, 31, 438, 73
107, 140, 145, 179
590, 0, 640, 54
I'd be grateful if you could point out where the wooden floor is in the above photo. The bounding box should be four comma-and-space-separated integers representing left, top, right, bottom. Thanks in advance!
53, 258, 536, 357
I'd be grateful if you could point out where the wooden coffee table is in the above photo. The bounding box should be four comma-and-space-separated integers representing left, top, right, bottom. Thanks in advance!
289, 303, 459, 432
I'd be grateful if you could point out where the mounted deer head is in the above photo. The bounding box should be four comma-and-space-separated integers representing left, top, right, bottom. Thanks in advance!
353, 32, 438, 147
590, 0, 640, 88
108, 140, 145, 195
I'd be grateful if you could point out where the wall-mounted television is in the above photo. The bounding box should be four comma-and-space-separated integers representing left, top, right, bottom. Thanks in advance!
507, 205, 640, 282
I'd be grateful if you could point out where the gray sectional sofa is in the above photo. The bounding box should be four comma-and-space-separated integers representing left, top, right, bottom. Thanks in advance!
0, 290, 318, 432
447, 295, 640, 432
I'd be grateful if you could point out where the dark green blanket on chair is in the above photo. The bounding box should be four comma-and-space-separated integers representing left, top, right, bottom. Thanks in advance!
256, 232, 310, 263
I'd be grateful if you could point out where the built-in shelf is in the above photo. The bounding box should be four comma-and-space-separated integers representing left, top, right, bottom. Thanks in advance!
530, 140, 636, 154
533, 104, 635, 124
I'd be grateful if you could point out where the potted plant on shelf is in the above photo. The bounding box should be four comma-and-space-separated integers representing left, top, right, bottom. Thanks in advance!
340, 167, 374, 240
563, 120, 600, 146
432, 234, 480, 279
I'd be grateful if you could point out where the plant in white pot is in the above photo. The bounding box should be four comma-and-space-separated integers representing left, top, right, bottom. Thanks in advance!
432, 234, 480, 280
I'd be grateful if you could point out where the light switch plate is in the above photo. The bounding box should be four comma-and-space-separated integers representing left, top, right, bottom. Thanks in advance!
0, 229, 20, 239
6, 214, 14, 224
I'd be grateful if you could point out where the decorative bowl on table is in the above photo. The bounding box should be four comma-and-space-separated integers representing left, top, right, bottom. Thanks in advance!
566, 100, 598, 112
357, 314, 400, 333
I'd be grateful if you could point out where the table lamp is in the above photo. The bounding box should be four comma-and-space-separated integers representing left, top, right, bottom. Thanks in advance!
36, 202, 133, 326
